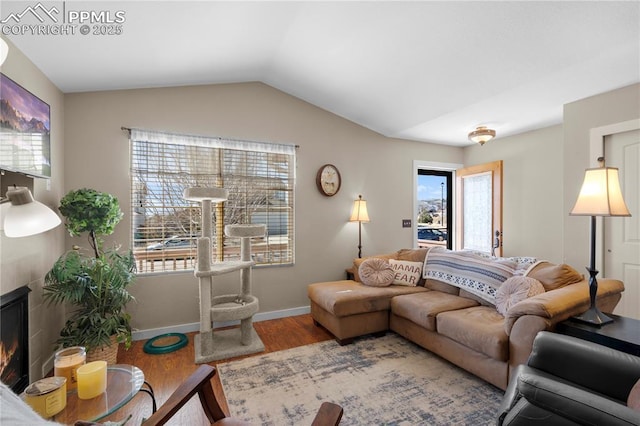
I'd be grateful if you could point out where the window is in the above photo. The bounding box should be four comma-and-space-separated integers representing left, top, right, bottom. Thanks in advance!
129, 129, 296, 274
416, 169, 452, 249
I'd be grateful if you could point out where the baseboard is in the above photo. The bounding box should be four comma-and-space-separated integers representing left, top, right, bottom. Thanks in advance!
132, 305, 311, 341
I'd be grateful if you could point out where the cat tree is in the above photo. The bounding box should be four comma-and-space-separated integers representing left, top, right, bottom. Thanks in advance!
183, 187, 265, 363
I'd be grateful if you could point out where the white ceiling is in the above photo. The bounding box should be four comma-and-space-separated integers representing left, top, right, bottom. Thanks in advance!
3, 1, 639, 146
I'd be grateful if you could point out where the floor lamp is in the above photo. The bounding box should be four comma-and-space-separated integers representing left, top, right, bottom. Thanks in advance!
349, 195, 370, 258
570, 163, 630, 326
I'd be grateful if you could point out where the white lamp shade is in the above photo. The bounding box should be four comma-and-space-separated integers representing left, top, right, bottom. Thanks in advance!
4, 188, 61, 238
349, 196, 370, 222
570, 167, 631, 217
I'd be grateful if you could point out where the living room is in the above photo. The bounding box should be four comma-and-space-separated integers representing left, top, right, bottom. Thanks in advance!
0, 2, 639, 424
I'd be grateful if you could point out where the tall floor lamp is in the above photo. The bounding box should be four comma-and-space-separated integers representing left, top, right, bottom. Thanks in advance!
570, 162, 630, 326
349, 195, 370, 258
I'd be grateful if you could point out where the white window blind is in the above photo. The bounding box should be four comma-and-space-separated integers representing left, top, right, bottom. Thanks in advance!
129, 129, 296, 274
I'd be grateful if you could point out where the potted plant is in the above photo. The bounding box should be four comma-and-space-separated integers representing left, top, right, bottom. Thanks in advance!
44, 188, 135, 363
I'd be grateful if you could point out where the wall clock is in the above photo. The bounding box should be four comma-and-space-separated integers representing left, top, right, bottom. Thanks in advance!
316, 164, 341, 196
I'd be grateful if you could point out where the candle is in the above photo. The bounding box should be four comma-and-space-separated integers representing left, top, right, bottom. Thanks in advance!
76, 361, 107, 400
23, 377, 67, 418
54, 346, 86, 391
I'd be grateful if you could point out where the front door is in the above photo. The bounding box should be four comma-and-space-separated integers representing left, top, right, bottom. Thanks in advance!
455, 160, 503, 256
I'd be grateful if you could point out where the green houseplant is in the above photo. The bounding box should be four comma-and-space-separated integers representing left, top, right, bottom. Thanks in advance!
44, 188, 135, 361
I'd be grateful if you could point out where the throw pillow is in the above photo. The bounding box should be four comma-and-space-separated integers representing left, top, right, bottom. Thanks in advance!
628, 379, 640, 411
526, 262, 583, 291
389, 259, 423, 286
358, 258, 395, 287
495, 276, 545, 316
352, 253, 396, 282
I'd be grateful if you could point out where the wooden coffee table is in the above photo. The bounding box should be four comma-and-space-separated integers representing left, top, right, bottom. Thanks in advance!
53, 364, 155, 423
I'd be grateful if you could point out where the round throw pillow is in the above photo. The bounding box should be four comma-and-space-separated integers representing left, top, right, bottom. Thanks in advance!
358, 258, 395, 287
496, 276, 545, 316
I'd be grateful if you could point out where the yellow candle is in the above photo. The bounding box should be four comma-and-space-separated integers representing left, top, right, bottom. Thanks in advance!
76, 361, 107, 400
24, 377, 67, 418
54, 346, 86, 391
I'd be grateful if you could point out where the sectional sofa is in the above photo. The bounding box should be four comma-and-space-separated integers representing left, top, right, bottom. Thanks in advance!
307, 248, 625, 390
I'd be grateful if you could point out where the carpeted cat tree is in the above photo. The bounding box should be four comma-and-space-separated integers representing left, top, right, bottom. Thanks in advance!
183, 187, 265, 363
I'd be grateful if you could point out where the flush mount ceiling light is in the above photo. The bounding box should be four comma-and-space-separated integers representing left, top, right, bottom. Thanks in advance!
468, 126, 496, 145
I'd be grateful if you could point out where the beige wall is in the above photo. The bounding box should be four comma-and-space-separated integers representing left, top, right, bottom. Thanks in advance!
0, 37, 66, 381
463, 125, 565, 263
63, 83, 464, 333
563, 84, 640, 271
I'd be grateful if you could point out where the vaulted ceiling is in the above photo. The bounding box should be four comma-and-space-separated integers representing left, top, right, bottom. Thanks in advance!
4, 1, 639, 146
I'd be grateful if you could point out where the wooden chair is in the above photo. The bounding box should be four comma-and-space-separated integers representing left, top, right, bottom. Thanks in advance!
141, 364, 343, 426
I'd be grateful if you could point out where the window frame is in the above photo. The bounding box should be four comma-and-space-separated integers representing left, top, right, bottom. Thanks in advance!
129, 129, 296, 275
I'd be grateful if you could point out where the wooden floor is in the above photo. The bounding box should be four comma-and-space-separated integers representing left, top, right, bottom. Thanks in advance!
102, 314, 334, 425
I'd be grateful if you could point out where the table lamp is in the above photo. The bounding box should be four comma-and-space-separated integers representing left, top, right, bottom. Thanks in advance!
570, 161, 631, 326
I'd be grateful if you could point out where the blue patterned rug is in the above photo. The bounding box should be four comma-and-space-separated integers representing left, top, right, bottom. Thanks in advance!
218, 333, 504, 425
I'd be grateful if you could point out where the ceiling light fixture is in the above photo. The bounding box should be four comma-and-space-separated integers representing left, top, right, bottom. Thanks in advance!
468, 126, 496, 145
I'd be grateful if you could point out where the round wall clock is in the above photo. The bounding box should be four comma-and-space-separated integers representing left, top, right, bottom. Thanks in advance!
316, 164, 341, 196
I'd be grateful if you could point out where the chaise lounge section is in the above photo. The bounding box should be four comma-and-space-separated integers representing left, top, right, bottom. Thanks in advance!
308, 248, 624, 390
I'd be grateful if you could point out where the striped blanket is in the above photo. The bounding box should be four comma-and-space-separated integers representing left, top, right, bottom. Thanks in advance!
423, 249, 538, 304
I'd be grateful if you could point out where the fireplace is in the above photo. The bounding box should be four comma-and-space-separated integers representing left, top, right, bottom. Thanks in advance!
1, 286, 31, 393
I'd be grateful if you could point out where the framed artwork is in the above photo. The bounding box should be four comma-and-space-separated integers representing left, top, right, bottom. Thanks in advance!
0, 73, 51, 177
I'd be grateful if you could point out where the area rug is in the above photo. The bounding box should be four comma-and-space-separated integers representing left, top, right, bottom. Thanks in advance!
217, 333, 504, 425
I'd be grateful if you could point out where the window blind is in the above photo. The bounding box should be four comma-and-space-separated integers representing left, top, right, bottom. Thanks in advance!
129, 129, 296, 274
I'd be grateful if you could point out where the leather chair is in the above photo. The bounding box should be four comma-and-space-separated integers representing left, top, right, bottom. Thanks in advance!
497, 331, 640, 426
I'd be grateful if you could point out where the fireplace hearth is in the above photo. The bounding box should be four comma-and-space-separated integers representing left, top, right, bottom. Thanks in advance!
1, 286, 31, 393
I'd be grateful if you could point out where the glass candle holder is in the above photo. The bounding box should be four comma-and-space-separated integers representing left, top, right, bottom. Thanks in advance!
54, 346, 86, 391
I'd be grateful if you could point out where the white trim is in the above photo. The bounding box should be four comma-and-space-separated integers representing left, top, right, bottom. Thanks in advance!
589, 119, 640, 272
131, 305, 311, 341
412, 160, 463, 249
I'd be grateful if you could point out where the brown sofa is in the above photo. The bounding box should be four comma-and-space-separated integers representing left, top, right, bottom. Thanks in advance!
308, 248, 624, 390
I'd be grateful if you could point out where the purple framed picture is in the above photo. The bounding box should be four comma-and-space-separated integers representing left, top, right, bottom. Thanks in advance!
0, 73, 51, 178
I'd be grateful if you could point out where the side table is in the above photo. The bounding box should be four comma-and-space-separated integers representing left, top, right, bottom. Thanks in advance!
53, 364, 156, 423
555, 313, 640, 356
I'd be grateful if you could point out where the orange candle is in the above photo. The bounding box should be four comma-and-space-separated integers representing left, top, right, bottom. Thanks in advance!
76, 361, 107, 400
54, 347, 86, 391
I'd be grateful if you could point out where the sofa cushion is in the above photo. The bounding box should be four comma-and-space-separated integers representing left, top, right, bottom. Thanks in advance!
391, 292, 479, 331
358, 258, 395, 287
526, 262, 583, 291
389, 259, 422, 286
496, 276, 545, 316
423, 248, 517, 305
424, 279, 460, 295
396, 248, 430, 263
437, 306, 509, 361
307, 280, 428, 317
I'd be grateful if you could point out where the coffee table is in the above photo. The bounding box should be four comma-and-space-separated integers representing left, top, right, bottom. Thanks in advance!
53, 364, 156, 423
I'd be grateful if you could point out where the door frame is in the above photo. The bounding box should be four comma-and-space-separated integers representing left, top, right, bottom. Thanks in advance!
589, 118, 640, 273
413, 160, 463, 249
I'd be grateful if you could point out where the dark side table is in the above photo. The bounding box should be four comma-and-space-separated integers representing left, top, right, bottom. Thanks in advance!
556, 313, 640, 356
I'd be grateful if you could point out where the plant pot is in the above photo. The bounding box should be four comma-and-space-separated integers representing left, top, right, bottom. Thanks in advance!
86, 335, 119, 365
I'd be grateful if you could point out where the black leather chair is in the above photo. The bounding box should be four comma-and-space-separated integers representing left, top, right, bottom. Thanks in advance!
497, 331, 640, 426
